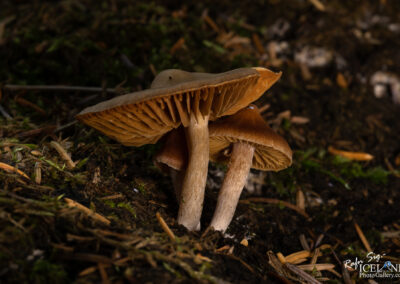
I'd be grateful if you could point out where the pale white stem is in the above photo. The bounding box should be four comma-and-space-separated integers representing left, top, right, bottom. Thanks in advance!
177, 113, 209, 230
210, 142, 255, 232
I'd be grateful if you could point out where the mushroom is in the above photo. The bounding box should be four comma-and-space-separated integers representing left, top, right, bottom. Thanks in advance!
154, 127, 187, 200
208, 105, 292, 232
76, 67, 281, 230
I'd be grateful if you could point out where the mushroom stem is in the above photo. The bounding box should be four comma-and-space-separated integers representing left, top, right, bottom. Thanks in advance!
210, 142, 255, 232
177, 112, 209, 230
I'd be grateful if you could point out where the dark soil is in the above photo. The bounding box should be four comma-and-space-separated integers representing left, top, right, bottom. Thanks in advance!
0, 1, 399, 283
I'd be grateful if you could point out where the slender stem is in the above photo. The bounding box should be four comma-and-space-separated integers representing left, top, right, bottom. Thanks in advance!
3, 84, 117, 94
210, 143, 254, 232
177, 113, 209, 230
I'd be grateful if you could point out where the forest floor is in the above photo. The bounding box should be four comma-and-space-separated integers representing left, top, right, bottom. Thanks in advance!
0, 0, 400, 283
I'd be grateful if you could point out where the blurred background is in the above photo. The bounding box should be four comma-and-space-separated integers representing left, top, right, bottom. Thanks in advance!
0, 1, 399, 283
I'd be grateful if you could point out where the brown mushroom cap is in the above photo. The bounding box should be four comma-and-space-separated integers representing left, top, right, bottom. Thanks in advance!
154, 127, 187, 173
209, 105, 292, 171
76, 67, 280, 146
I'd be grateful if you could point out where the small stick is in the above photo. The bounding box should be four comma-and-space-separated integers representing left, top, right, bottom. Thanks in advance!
3, 84, 117, 94
50, 141, 75, 169
252, 33, 265, 55
0, 104, 12, 119
354, 221, 372, 252
285, 263, 322, 284
156, 212, 176, 241
328, 146, 374, 161
97, 263, 111, 284
215, 245, 230, 253
64, 198, 110, 225
296, 189, 305, 210
308, 0, 326, 11
34, 162, 41, 184
258, 103, 270, 114
241, 197, 309, 218
78, 266, 98, 276
0, 162, 30, 179
310, 248, 320, 265
99, 194, 124, 200
202, 14, 220, 33
170, 37, 185, 55
55, 121, 78, 133
15, 97, 46, 115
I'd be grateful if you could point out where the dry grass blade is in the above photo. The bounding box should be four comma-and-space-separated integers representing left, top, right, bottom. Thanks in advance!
328, 146, 374, 161
241, 197, 309, 218
310, 248, 320, 265
354, 221, 373, 252
50, 141, 76, 169
170, 37, 185, 55
308, 0, 326, 11
64, 198, 111, 225
285, 250, 311, 263
252, 33, 265, 55
297, 263, 335, 271
296, 189, 305, 210
202, 14, 219, 33
285, 263, 322, 284
0, 162, 30, 179
34, 162, 41, 184
299, 234, 311, 251
156, 212, 175, 241
277, 252, 286, 264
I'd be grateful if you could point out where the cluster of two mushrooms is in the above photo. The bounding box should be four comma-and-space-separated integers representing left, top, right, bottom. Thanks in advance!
76, 67, 292, 232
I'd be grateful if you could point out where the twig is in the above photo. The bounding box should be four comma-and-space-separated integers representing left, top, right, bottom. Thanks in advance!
3, 84, 117, 94
0, 162, 30, 180
0, 104, 12, 119
64, 198, 111, 225
258, 103, 270, 114
330, 248, 352, 284
241, 197, 309, 218
55, 120, 78, 133
354, 221, 372, 252
284, 263, 322, 284
156, 212, 176, 241
50, 141, 76, 169
97, 263, 111, 284
15, 97, 46, 115
328, 146, 374, 161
